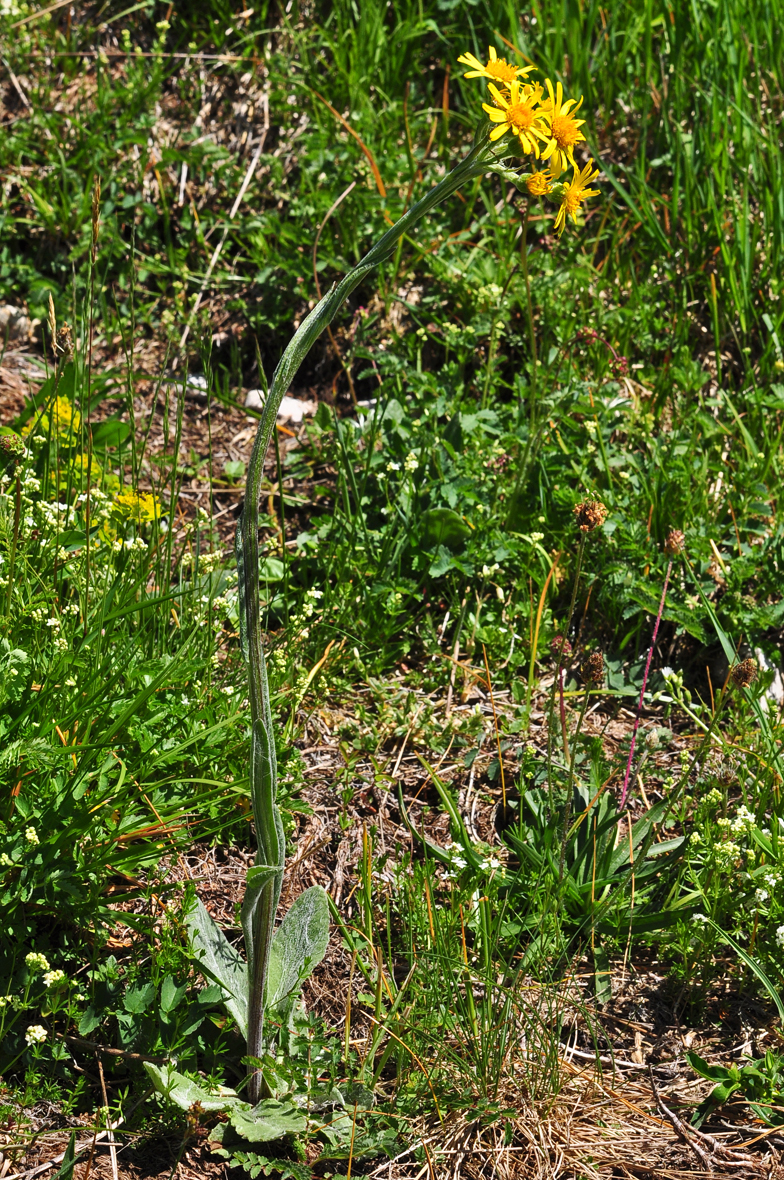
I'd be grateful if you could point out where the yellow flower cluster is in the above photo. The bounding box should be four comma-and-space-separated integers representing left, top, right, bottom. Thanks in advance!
458, 47, 600, 235
113, 489, 159, 523
21, 396, 82, 439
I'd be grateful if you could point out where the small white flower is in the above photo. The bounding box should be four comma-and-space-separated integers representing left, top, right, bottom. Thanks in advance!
25, 952, 50, 972
404, 452, 419, 474
25, 828, 39, 846
225, 685, 235, 695
46, 617, 60, 628
65, 677, 76, 687
25, 1024, 47, 1045
756, 888, 770, 904
43, 970, 66, 988
693, 912, 709, 925
777, 926, 784, 949
0, 996, 8, 1007
0, 853, 12, 867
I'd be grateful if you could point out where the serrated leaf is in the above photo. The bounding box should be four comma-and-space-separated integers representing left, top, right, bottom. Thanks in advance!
266, 885, 330, 1011
339, 1081, 375, 1109
229, 1100, 307, 1142
123, 981, 156, 1014
185, 897, 248, 1040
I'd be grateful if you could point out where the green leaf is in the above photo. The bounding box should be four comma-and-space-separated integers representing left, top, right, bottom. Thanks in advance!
224, 459, 247, 480
55, 1131, 77, 1179
265, 885, 330, 1011
185, 897, 249, 1040
78, 1006, 101, 1036
160, 975, 187, 1015
229, 1100, 307, 1142
685, 1050, 733, 1082
593, 943, 612, 1004
143, 1063, 240, 1113
705, 919, 784, 1023
421, 507, 471, 552
123, 981, 156, 1014
338, 1081, 375, 1109
92, 418, 131, 450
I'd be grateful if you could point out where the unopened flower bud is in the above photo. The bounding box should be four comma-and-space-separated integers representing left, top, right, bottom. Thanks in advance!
551, 635, 572, 658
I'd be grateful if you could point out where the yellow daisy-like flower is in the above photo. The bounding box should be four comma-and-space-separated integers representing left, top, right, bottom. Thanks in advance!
525, 169, 554, 198
539, 78, 587, 177
482, 81, 549, 155
458, 46, 535, 88
553, 161, 601, 235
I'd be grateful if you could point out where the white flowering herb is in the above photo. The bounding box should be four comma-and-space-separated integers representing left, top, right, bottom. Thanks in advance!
25, 952, 50, 972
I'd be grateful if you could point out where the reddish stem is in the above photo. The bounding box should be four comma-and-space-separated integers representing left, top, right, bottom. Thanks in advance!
619, 558, 673, 808
559, 666, 570, 763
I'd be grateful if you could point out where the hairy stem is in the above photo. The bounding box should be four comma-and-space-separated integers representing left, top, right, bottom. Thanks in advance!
237, 129, 494, 1102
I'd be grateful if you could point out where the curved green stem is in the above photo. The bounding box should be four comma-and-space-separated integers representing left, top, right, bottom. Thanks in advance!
236, 127, 495, 1103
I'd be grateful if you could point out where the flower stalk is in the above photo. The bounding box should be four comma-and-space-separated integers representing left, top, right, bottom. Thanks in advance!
235, 51, 601, 1103
619, 530, 684, 808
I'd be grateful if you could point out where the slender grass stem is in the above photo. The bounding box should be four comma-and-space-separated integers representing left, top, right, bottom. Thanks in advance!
619, 556, 674, 807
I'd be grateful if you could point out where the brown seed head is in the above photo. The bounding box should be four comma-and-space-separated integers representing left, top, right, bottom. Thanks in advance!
47, 293, 57, 362
574, 500, 608, 533
91, 176, 101, 261
730, 658, 757, 690
582, 650, 604, 684
55, 322, 73, 362
551, 634, 573, 659
664, 529, 685, 556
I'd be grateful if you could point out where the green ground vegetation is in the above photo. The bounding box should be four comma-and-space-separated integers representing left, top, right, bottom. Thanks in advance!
2, 0, 784, 1171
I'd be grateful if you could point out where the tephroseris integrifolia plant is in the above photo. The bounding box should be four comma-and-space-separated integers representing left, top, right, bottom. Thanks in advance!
234, 50, 603, 1104
619, 529, 685, 808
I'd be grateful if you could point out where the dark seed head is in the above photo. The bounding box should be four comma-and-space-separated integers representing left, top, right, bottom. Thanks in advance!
582, 651, 604, 684
730, 658, 757, 689
574, 500, 608, 533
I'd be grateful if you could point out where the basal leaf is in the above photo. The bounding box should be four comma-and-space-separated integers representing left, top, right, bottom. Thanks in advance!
229, 1099, 307, 1142
143, 1063, 240, 1113
265, 885, 330, 1011
185, 897, 248, 1040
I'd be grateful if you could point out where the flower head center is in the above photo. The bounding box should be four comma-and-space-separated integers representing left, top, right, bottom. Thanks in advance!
485, 58, 518, 84
507, 102, 535, 132
564, 188, 583, 215
550, 113, 580, 149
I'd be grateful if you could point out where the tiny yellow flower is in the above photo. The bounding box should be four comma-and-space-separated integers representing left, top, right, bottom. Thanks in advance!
553, 161, 601, 235
458, 46, 534, 87
113, 489, 159, 523
482, 80, 549, 155
525, 169, 554, 197
539, 79, 587, 177
51, 397, 81, 436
